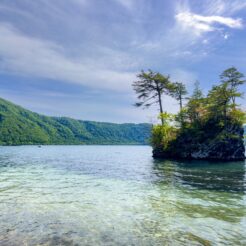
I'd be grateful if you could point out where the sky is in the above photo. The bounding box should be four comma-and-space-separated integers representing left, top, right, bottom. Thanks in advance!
0, 0, 245, 123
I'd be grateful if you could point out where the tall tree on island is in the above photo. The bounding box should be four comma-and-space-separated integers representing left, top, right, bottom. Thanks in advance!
207, 83, 232, 127
185, 81, 204, 125
220, 67, 245, 106
207, 68, 245, 128
168, 82, 188, 126
169, 82, 188, 111
132, 70, 171, 125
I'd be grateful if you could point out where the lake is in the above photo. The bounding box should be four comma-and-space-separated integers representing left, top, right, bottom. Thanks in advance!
0, 146, 245, 245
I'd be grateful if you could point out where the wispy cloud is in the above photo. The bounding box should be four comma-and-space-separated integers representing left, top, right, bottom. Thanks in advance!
204, 0, 246, 15
176, 12, 243, 35
0, 0, 245, 122
0, 24, 135, 92
167, 0, 246, 61
114, 0, 136, 10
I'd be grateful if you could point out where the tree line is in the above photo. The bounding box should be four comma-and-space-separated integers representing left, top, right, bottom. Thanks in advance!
132, 67, 246, 152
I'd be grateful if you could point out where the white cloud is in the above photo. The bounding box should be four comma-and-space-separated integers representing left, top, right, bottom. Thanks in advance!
176, 12, 243, 35
170, 68, 197, 86
223, 33, 229, 39
202, 39, 209, 44
0, 24, 136, 92
205, 0, 246, 15
114, 0, 135, 10
169, 0, 246, 60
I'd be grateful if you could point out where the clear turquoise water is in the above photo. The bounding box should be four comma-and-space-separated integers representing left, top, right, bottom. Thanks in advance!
0, 146, 245, 246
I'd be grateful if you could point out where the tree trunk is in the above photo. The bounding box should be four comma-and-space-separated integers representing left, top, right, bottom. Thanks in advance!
224, 104, 227, 131
232, 96, 236, 108
179, 97, 184, 125
157, 89, 164, 125
179, 97, 183, 111
231, 82, 236, 108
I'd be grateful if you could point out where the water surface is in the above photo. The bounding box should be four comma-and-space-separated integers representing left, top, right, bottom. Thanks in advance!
0, 146, 245, 245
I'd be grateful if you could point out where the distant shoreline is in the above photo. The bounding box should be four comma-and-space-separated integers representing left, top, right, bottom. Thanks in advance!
0, 143, 151, 147
0, 97, 151, 146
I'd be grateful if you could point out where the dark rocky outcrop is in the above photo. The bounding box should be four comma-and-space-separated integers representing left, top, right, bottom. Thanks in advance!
153, 123, 245, 161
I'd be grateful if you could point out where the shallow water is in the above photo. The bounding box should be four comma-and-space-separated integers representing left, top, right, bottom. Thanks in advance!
0, 145, 245, 245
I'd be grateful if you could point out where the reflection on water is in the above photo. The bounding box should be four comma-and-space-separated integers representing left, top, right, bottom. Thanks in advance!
153, 159, 246, 192
0, 146, 245, 245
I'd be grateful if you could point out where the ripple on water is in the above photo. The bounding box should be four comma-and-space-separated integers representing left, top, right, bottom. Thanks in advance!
0, 145, 245, 245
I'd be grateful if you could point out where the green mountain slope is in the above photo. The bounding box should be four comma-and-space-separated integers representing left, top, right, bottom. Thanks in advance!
0, 98, 151, 145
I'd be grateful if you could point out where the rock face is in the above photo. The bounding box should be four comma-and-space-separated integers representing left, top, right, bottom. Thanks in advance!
153, 124, 245, 161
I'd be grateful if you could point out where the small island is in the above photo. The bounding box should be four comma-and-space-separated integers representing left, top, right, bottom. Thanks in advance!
133, 67, 246, 161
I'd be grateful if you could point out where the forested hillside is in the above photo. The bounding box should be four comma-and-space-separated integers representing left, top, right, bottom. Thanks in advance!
0, 98, 151, 145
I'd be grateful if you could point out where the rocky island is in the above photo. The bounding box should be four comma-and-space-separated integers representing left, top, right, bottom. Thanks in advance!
152, 121, 245, 161
133, 67, 245, 161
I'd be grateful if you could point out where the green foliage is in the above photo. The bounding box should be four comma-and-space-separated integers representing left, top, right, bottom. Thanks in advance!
0, 98, 151, 145
132, 70, 170, 108
192, 81, 203, 99
169, 81, 188, 110
182, 68, 245, 130
152, 112, 177, 150
206, 84, 230, 127
132, 70, 172, 125
146, 67, 246, 159
220, 67, 245, 105
159, 112, 174, 123
185, 81, 205, 125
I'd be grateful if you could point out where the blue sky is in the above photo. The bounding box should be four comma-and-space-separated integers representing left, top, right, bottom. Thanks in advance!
0, 0, 245, 123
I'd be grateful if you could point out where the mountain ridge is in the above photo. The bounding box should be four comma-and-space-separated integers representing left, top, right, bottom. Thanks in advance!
0, 97, 151, 145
